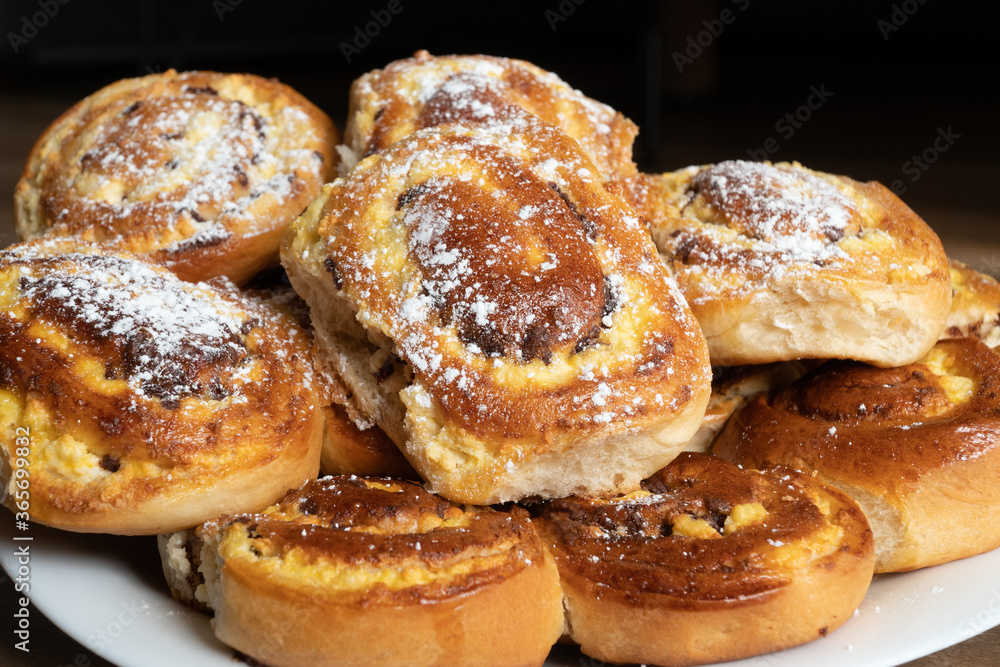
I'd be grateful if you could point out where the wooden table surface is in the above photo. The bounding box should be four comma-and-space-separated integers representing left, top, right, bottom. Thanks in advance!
1, 94, 999, 667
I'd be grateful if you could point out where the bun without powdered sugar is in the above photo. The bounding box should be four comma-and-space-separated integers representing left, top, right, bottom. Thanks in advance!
625, 160, 952, 367
15, 70, 339, 285
318, 402, 417, 478
0, 239, 323, 534
533, 452, 874, 667
713, 338, 1000, 573
159, 475, 564, 667
282, 108, 711, 505
342, 50, 638, 181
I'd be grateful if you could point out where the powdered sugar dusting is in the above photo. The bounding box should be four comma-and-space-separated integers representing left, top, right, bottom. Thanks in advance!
668, 161, 860, 302
320, 112, 707, 437
11, 251, 254, 405
351, 52, 637, 180
696, 161, 855, 248
45, 78, 325, 254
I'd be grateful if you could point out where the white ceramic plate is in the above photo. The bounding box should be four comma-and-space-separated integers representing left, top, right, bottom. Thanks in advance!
2, 519, 999, 667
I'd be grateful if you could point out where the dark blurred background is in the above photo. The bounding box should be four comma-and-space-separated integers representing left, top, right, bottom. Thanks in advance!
2, 3, 1000, 665
1, 0, 998, 263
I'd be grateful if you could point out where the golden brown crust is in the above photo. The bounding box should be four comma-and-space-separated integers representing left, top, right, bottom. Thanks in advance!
625, 161, 952, 367
533, 453, 874, 666
15, 70, 339, 285
283, 111, 711, 504
713, 338, 1000, 572
319, 403, 416, 478
194, 476, 564, 667
344, 50, 638, 181
944, 259, 1000, 347
0, 239, 323, 534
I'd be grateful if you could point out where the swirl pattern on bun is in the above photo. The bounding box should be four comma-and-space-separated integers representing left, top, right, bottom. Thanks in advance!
15, 70, 339, 284
283, 110, 711, 504
161, 475, 564, 667
532, 452, 874, 667
625, 160, 951, 367
343, 50, 638, 180
713, 338, 1000, 572
0, 239, 323, 534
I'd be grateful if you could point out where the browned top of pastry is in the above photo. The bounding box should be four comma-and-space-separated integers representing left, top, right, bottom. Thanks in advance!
625, 160, 949, 307
201, 476, 547, 606
344, 50, 638, 180
285, 110, 709, 452
0, 239, 322, 524
533, 452, 872, 606
717, 338, 1000, 491
15, 70, 339, 284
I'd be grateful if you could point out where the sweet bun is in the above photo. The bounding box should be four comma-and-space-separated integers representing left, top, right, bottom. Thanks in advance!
15, 70, 339, 285
342, 50, 638, 180
532, 452, 874, 667
943, 259, 1000, 347
282, 109, 711, 504
713, 338, 1000, 573
625, 160, 952, 367
162, 475, 564, 667
0, 239, 323, 534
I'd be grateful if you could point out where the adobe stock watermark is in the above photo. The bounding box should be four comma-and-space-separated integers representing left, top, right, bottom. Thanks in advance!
956, 588, 1000, 639
889, 126, 960, 196
746, 84, 834, 160
340, 0, 413, 64
57, 654, 93, 667
545, 0, 587, 31
671, 0, 751, 73
11, 426, 32, 653
7, 0, 72, 54
981, 254, 1000, 278
877, 0, 929, 41
213, 0, 243, 22
87, 600, 150, 651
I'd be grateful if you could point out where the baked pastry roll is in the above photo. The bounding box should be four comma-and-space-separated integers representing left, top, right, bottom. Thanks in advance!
532, 452, 874, 667
15, 70, 339, 285
625, 160, 952, 367
282, 111, 711, 504
0, 239, 323, 534
713, 338, 1000, 573
159, 475, 564, 667
943, 259, 1000, 347
342, 50, 638, 181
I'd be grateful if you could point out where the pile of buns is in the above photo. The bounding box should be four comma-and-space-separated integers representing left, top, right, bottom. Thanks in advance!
2, 51, 999, 667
